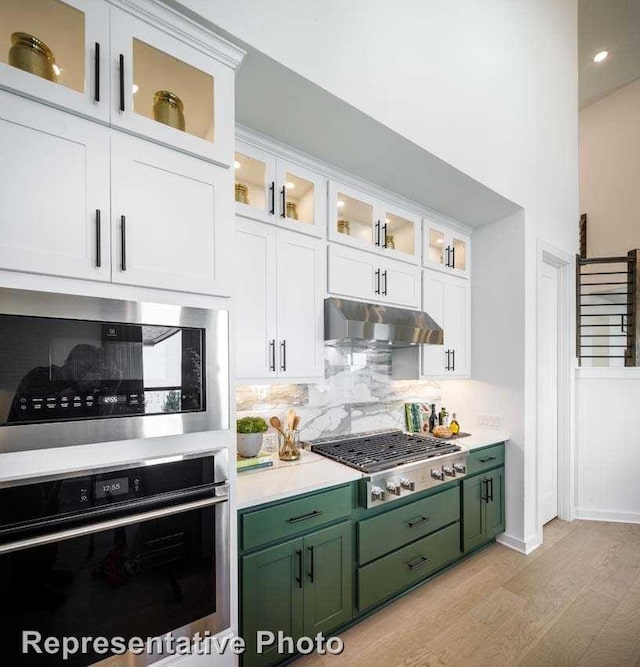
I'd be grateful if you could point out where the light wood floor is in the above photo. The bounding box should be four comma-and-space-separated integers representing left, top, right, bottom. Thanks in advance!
298, 520, 640, 667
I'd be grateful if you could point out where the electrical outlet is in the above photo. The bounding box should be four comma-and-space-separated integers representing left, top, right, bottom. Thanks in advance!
478, 414, 502, 429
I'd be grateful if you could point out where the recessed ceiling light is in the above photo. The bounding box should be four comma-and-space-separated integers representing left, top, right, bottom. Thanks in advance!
337, 200, 345, 208
53, 64, 62, 76
132, 83, 139, 94
385, 218, 390, 224
437, 238, 443, 244
286, 181, 295, 189
593, 50, 608, 63
233, 160, 241, 170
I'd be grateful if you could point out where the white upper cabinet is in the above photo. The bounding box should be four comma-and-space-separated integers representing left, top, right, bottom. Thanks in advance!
0, 91, 111, 281
422, 270, 470, 377
234, 142, 326, 238
328, 244, 420, 310
235, 220, 325, 383
328, 182, 421, 265
235, 219, 278, 380
110, 5, 238, 165
110, 132, 232, 296
423, 219, 471, 278
0, 0, 110, 122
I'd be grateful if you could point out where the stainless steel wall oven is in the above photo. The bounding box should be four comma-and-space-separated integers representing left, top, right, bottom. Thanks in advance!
0, 288, 229, 453
0, 451, 230, 667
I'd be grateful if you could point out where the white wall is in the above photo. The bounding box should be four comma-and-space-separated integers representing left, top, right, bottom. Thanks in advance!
176, 0, 579, 550
575, 369, 640, 523
580, 77, 640, 257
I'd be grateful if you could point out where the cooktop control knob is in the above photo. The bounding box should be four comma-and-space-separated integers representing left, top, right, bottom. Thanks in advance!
431, 468, 445, 480
400, 477, 415, 491
443, 465, 455, 477
386, 481, 402, 496
453, 463, 466, 474
371, 486, 386, 502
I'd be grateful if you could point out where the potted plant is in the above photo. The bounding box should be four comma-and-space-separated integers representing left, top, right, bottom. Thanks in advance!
236, 416, 268, 457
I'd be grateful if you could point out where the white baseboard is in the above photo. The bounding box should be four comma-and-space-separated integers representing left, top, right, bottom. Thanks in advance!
496, 532, 542, 555
575, 508, 640, 524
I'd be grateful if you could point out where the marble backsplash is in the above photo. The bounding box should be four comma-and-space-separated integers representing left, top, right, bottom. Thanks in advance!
237, 346, 441, 442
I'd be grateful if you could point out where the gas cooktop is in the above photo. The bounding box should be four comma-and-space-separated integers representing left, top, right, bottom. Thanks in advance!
311, 430, 469, 507
310, 430, 462, 474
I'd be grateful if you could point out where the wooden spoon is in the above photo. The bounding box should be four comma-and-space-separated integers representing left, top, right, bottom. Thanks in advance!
287, 408, 296, 431
292, 415, 301, 431
270, 416, 285, 435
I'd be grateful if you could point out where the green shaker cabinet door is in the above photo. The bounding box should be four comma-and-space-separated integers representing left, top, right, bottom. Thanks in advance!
303, 521, 353, 636
462, 473, 486, 552
241, 538, 304, 667
485, 467, 506, 539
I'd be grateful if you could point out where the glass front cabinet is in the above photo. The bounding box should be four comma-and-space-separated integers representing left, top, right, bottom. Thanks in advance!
424, 220, 471, 278
328, 181, 421, 265
110, 7, 235, 165
234, 142, 326, 238
0, 0, 110, 122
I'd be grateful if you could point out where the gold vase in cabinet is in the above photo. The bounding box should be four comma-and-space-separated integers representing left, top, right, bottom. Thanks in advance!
286, 201, 299, 220
9, 33, 57, 82
235, 183, 249, 205
152, 90, 185, 131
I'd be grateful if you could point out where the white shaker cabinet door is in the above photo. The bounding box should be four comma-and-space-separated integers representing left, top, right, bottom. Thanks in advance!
235, 218, 278, 381
110, 132, 232, 295
379, 255, 421, 309
328, 244, 378, 302
276, 230, 325, 380
0, 91, 110, 281
422, 270, 447, 376
444, 275, 470, 376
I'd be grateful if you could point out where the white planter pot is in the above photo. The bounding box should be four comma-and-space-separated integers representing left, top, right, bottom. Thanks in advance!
237, 432, 263, 458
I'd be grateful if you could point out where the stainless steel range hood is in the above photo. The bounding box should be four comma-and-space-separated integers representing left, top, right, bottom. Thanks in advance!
325, 298, 443, 347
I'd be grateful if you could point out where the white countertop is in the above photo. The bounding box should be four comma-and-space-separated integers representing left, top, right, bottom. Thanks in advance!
235, 431, 509, 510
236, 448, 363, 510
457, 431, 510, 451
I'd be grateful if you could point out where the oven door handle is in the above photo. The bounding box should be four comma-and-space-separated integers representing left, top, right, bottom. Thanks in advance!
0, 493, 228, 556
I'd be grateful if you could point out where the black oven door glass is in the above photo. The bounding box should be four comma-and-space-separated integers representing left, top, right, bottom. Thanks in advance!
0, 506, 216, 666
0, 316, 205, 425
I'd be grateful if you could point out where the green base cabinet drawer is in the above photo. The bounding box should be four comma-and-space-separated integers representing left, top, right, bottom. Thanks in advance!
358, 486, 460, 565
357, 522, 461, 611
241, 485, 352, 551
466, 443, 505, 476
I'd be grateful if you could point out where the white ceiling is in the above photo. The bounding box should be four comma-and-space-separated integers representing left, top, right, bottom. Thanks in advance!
579, 0, 640, 108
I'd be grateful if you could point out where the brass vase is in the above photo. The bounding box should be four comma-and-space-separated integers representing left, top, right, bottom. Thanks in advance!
9, 32, 57, 82
235, 183, 249, 205
337, 219, 351, 235
286, 201, 299, 220
153, 90, 185, 131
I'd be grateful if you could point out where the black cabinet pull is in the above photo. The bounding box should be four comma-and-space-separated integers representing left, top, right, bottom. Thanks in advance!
382, 223, 388, 248
118, 54, 125, 112
269, 339, 276, 372
280, 186, 286, 218
120, 215, 127, 271
375, 220, 381, 247
451, 349, 456, 372
287, 509, 323, 524
280, 340, 287, 371
488, 477, 494, 502
481, 479, 489, 503
269, 182, 275, 215
445, 246, 450, 267
95, 209, 101, 268
408, 516, 430, 528
451, 246, 456, 269
94, 42, 100, 102
382, 270, 388, 295
374, 269, 381, 295
479, 456, 496, 463
407, 555, 431, 571
296, 549, 302, 588
445, 349, 451, 371
307, 546, 315, 583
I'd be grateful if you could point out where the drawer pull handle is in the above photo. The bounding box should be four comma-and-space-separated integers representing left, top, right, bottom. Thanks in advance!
287, 509, 323, 524
408, 555, 431, 571
407, 516, 430, 528
307, 545, 315, 583
479, 456, 496, 463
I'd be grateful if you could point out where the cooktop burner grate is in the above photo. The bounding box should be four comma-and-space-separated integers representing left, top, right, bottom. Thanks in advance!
311, 431, 462, 473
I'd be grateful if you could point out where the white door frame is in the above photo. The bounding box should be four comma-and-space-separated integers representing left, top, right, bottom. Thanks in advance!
536, 240, 576, 534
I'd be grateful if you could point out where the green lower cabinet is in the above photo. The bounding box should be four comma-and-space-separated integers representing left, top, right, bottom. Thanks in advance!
303, 521, 353, 636
241, 521, 353, 667
241, 538, 304, 667
462, 465, 505, 552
